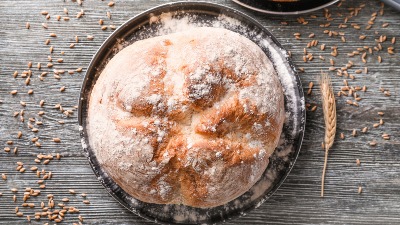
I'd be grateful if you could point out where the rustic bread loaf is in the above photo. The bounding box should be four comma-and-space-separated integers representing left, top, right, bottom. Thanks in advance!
87, 27, 285, 208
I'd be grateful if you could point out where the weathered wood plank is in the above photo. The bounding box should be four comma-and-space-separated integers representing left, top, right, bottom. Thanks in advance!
1, 0, 400, 224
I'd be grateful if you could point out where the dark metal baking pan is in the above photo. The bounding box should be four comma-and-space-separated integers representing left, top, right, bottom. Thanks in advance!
232, 0, 339, 15
78, 2, 305, 224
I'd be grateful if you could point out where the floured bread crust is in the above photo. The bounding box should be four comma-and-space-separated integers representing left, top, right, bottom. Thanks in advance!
87, 27, 285, 208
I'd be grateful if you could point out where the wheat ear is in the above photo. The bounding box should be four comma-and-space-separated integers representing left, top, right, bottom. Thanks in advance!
319, 73, 337, 197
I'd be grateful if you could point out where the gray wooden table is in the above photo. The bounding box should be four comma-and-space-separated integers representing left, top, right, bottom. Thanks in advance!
1, 0, 399, 224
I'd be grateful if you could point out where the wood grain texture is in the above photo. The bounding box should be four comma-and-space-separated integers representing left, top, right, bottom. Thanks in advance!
0, 0, 399, 224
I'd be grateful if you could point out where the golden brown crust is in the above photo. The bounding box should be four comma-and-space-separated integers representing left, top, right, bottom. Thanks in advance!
87, 27, 285, 208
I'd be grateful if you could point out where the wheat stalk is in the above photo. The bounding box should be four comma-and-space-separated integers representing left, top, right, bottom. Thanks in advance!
319, 73, 336, 197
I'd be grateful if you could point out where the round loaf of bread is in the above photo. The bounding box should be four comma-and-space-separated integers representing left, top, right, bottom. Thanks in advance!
87, 27, 285, 208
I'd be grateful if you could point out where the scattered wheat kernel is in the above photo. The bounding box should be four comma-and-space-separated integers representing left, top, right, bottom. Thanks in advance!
352, 129, 357, 137
356, 159, 361, 166
358, 186, 362, 194
373, 123, 380, 128
83, 200, 90, 204
62, 198, 69, 202
26, 22, 30, 29
87, 35, 94, 40
49, 33, 57, 37
362, 127, 368, 133
382, 133, 390, 140
69, 190, 76, 194
310, 105, 317, 111
63, 7, 68, 14
73, 36, 79, 44
369, 141, 377, 146
77, 11, 84, 18
1, 173, 6, 180
362, 86, 367, 92
377, 112, 384, 116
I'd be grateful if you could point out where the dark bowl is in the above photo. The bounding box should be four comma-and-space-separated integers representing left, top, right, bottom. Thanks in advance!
381, 0, 400, 11
232, 0, 339, 15
78, 2, 305, 224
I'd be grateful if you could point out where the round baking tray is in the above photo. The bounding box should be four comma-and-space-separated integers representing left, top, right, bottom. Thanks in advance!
78, 2, 305, 224
232, 0, 339, 15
